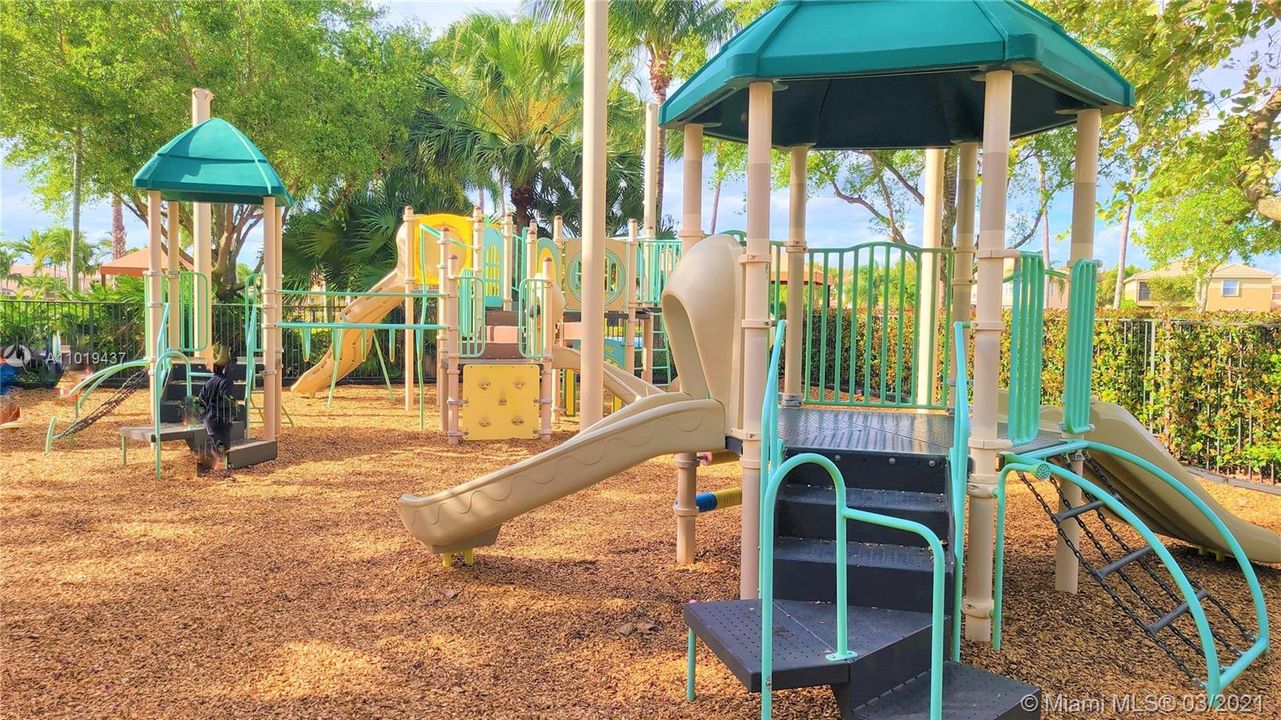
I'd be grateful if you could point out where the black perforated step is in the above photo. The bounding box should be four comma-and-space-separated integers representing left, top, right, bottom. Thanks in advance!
838, 661, 1039, 720
782, 448, 950, 495
773, 538, 954, 614
777, 485, 950, 548
685, 600, 937, 694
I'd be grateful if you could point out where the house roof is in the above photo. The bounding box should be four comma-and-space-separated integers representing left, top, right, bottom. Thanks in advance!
98, 248, 193, 277
133, 118, 293, 206
659, 0, 1133, 149
1126, 261, 1277, 282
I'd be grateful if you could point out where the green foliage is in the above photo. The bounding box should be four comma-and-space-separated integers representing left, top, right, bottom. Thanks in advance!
1001, 308, 1281, 480
1145, 274, 1199, 307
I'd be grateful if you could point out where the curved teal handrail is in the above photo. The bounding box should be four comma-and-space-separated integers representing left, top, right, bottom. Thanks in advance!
759, 452, 946, 720
760, 320, 787, 482
71, 359, 150, 417
994, 442, 1269, 704
1061, 260, 1099, 434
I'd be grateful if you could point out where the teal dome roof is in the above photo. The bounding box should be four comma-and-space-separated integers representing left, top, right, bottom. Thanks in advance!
660, 0, 1133, 149
133, 118, 293, 206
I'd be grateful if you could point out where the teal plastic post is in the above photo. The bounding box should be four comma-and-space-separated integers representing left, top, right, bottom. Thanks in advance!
686, 629, 696, 702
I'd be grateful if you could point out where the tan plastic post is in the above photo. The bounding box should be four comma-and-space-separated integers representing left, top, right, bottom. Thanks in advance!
403, 206, 416, 412
679, 124, 704, 252
501, 214, 514, 311
578, 0, 607, 429
191, 88, 213, 365
437, 226, 450, 434
471, 206, 484, 274
261, 196, 279, 442
964, 70, 1013, 642
526, 219, 537, 281
739, 80, 774, 599
166, 200, 182, 351
949, 143, 979, 395
915, 148, 946, 406
444, 252, 461, 445
273, 203, 285, 436
1055, 108, 1102, 594
643, 103, 659, 240
641, 315, 654, 384
540, 256, 554, 440
146, 191, 164, 425
783, 146, 808, 405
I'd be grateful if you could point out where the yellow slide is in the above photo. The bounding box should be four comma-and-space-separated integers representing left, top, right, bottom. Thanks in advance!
290, 269, 405, 396
1041, 402, 1281, 564
398, 234, 744, 556
550, 345, 663, 405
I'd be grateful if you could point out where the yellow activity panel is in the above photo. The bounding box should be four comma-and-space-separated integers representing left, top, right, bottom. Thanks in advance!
460, 364, 541, 441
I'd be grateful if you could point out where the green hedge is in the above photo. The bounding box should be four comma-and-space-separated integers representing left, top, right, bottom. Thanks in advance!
1007, 309, 1280, 481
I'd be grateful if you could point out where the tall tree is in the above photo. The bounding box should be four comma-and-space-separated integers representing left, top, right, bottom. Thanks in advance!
528, 0, 734, 222
110, 195, 126, 260
1, 0, 431, 300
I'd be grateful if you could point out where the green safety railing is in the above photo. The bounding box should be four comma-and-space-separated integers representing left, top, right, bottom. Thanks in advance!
947, 321, 970, 662
637, 238, 682, 305
518, 277, 549, 360
1006, 252, 1046, 446
800, 242, 952, 410
994, 442, 1269, 705
1062, 259, 1099, 435
457, 271, 486, 359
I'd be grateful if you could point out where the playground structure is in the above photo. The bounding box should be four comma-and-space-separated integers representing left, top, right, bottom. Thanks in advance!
397, 2, 1273, 719
45, 89, 282, 474
287, 206, 682, 443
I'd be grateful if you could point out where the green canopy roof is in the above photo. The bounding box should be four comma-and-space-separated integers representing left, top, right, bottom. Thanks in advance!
660, 0, 1133, 149
133, 118, 293, 206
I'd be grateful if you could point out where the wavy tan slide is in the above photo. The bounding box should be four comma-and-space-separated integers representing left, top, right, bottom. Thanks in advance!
290, 269, 406, 396
398, 234, 745, 556
1039, 402, 1281, 565
549, 345, 663, 405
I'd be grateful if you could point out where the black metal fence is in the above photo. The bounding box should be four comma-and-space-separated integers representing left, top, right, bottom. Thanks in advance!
0, 299, 435, 386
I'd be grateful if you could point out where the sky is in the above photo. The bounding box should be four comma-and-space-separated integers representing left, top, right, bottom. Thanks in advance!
2, 0, 1277, 277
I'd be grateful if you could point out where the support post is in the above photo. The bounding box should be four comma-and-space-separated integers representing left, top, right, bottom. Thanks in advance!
273, 203, 285, 436
914, 148, 946, 406
949, 143, 979, 395
526, 219, 538, 281
540, 256, 554, 440
444, 250, 461, 445
438, 227, 450, 434
678, 124, 704, 252
146, 191, 164, 426
403, 207, 416, 411
643, 103, 659, 241
1056, 108, 1102, 594
783, 146, 808, 405
261, 196, 280, 442
472, 206, 484, 274
578, 0, 607, 429
641, 315, 655, 384
501, 214, 514, 311
166, 200, 182, 351
739, 80, 774, 599
964, 70, 1013, 642
191, 88, 213, 365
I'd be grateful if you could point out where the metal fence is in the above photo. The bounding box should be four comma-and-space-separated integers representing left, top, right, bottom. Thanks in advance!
0, 298, 433, 386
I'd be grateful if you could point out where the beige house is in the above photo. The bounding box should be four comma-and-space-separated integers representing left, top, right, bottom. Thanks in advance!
1122, 261, 1279, 312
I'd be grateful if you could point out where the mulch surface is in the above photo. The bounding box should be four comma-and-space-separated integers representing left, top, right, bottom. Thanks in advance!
2, 385, 1279, 719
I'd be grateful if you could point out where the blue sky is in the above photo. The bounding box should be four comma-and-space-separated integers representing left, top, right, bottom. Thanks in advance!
2, 0, 1277, 276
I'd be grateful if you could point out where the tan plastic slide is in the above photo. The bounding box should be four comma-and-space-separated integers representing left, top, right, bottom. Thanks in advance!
550, 345, 663, 405
398, 234, 745, 555
290, 269, 406, 396
1040, 402, 1281, 564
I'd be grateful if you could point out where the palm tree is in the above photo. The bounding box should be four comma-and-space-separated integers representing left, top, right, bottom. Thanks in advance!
528, 0, 735, 220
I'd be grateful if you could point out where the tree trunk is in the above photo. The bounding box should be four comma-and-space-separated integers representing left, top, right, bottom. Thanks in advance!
709, 173, 722, 234
1112, 197, 1133, 308
111, 195, 126, 260
1038, 158, 1051, 267
510, 184, 535, 230
651, 54, 672, 228
70, 131, 83, 293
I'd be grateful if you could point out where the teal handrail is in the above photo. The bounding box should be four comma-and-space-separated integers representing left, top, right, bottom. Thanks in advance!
1062, 260, 1099, 434
457, 271, 486, 359
69, 359, 150, 417
994, 442, 1269, 704
948, 321, 971, 661
759, 453, 947, 720
760, 320, 787, 481
1007, 253, 1046, 445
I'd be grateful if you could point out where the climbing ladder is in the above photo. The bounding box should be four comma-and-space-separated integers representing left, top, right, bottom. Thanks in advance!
1004, 452, 1265, 693
45, 368, 148, 450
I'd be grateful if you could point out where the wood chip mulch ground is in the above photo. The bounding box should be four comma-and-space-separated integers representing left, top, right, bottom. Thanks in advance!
2, 385, 1279, 719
